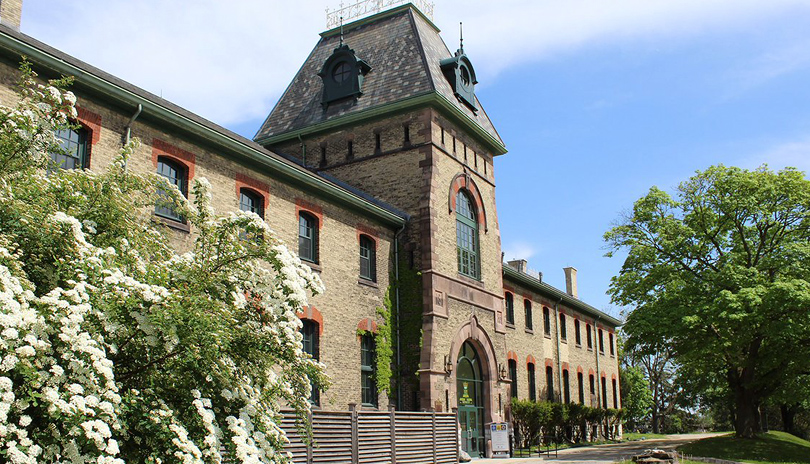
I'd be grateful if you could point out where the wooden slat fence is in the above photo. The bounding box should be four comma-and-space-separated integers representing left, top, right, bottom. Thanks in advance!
279, 406, 459, 464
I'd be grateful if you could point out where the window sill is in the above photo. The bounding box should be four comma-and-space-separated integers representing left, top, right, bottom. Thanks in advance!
456, 272, 484, 288
561, 339, 568, 344
153, 214, 190, 233
524, 328, 534, 334
544, 334, 552, 339
575, 343, 582, 348
587, 347, 593, 352
505, 322, 515, 329
302, 260, 322, 273
358, 278, 378, 289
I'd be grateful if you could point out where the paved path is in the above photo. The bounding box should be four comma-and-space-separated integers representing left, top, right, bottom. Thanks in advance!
474, 433, 723, 464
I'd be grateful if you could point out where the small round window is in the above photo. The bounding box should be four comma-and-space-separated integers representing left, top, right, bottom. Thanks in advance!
332, 62, 352, 83
460, 66, 471, 87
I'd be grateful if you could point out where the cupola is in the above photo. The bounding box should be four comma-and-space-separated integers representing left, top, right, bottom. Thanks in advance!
319, 41, 372, 107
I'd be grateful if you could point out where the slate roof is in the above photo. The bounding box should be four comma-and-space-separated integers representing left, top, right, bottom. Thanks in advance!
254, 5, 504, 152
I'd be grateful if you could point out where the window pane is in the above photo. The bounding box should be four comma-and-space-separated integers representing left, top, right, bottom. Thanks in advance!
240, 190, 264, 218
359, 236, 376, 281
155, 158, 186, 222
298, 214, 316, 262
50, 128, 87, 170
455, 191, 478, 279
361, 334, 377, 406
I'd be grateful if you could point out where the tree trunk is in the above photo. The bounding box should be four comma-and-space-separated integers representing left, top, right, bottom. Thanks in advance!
733, 384, 760, 438
651, 408, 659, 434
781, 404, 797, 436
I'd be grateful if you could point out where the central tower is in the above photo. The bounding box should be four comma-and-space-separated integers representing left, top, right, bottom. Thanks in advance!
255, 3, 509, 435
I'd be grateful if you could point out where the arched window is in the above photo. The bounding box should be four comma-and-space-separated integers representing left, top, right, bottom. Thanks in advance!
609, 332, 615, 356
599, 328, 605, 353
577, 372, 584, 403
560, 313, 567, 341
508, 359, 517, 398
155, 157, 187, 222
545, 365, 555, 402
51, 127, 89, 170
504, 292, 514, 325
586, 324, 593, 349
575, 319, 581, 345
359, 235, 376, 282
239, 188, 264, 219
524, 299, 532, 330
298, 212, 318, 263
455, 190, 479, 279
360, 333, 377, 407
527, 362, 536, 401
589, 374, 595, 396
301, 320, 320, 405
612, 378, 618, 409
543, 307, 551, 335
563, 369, 570, 404
601, 377, 608, 409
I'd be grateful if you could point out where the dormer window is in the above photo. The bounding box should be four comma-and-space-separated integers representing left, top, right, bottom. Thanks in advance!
319, 43, 372, 107
440, 49, 478, 112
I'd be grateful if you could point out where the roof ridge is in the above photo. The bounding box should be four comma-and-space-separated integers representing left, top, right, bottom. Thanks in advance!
407, 7, 436, 94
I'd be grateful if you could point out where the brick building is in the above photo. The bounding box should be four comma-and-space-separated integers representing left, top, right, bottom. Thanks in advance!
0, 0, 621, 457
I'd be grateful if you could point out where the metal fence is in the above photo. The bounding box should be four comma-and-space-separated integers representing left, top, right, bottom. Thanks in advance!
280, 406, 459, 463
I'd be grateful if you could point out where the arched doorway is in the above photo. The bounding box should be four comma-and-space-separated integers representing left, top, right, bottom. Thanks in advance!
457, 341, 484, 457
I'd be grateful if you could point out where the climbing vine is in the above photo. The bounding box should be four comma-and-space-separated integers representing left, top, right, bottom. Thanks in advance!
373, 289, 395, 395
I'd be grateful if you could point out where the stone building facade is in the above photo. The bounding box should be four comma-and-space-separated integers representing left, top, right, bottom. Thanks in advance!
0, 0, 621, 457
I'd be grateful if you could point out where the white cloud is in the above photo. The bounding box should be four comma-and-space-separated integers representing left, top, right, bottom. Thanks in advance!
743, 136, 810, 173
501, 241, 537, 262
20, 0, 810, 128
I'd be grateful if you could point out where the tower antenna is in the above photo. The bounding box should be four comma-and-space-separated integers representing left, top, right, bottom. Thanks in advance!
459, 22, 464, 53
340, 15, 344, 46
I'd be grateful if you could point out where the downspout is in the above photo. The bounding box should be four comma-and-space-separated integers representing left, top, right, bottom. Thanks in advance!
394, 224, 406, 410
122, 103, 142, 168
554, 297, 563, 403
297, 134, 307, 168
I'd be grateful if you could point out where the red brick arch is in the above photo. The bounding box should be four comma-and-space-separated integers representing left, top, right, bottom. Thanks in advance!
545, 358, 554, 368
507, 351, 518, 362
297, 306, 323, 335
577, 365, 584, 374
449, 172, 488, 232
357, 317, 378, 334
526, 354, 536, 366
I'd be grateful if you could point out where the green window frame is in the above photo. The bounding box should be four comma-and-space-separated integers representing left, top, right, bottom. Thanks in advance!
578, 372, 585, 403
239, 188, 264, 219
543, 307, 551, 335
359, 235, 376, 282
508, 359, 517, 398
155, 157, 187, 222
301, 320, 320, 406
612, 378, 618, 409
601, 377, 608, 409
587, 324, 593, 349
560, 313, 567, 340
455, 190, 479, 279
527, 363, 536, 401
609, 333, 615, 355
51, 127, 88, 170
298, 212, 317, 263
575, 319, 581, 345
546, 365, 555, 402
589, 374, 595, 395
360, 333, 377, 407
504, 292, 514, 325
563, 369, 570, 404
599, 328, 605, 353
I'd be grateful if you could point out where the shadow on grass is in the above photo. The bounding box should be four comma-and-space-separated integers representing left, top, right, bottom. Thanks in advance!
678, 431, 810, 464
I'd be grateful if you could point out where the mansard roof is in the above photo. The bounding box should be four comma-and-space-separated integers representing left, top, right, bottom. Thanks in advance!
503, 264, 622, 327
254, 4, 506, 155
0, 23, 409, 227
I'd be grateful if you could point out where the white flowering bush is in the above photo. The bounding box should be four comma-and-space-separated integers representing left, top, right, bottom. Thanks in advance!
0, 63, 327, 463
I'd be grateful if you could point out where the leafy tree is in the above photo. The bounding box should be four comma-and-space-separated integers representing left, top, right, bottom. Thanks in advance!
619, 365, 652, 431
0, 64, 326, 462
605, 165, 810, 438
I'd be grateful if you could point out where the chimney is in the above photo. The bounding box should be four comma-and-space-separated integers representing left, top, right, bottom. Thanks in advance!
507, 259, 527, 273
0, 0, 22, 30
563, 267, 578, 298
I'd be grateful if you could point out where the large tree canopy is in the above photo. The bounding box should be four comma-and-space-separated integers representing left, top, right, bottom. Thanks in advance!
605, 165, 810, 438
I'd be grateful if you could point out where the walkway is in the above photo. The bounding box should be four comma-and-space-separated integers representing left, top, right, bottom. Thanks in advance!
474, 433, 722, 464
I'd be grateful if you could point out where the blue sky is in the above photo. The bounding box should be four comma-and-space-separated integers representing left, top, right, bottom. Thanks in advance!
21, 1, 810, 318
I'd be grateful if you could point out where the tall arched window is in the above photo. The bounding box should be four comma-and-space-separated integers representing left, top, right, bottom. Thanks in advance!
545, 365, 554, 402
563, 369, 571, 404
612, 378, 618, 409
359, 235, 376, 282
455, 190, 479, 279
508, 359, 517, 398
239, 188, 264, 219
51, 127, 89, 170
577, 372, 584, 403
560, 313, 567, 341
298, 212, 318, 263
155, 157, 187, 222
301, 320, 320, 405
360, 333, 377, 407
527, 362, 536, 401
504, 292, 514, 325
586, 324, 593, 349
575, 320, 581, 345
524, 299, 532, 330
543, 307, 551, 335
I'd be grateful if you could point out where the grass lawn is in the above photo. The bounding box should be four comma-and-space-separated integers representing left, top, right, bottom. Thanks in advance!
678, 431, 810, 464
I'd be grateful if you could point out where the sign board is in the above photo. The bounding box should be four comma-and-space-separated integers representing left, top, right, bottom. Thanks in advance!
490, 422, 509, 454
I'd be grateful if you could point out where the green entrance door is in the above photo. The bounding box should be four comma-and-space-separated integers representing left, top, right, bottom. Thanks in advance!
457, 341, 484, 458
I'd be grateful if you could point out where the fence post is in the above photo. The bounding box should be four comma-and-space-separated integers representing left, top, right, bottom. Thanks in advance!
389, 405, 397, 464
349, 403, 359, 463
306, 408, 313, 464
431, 408, 437, 463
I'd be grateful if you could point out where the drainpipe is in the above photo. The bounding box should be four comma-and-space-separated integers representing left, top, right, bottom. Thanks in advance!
394, 224, 406, 410
298, 134, 307, 168
122, 103, 142, 168
554, 297, 563, 403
